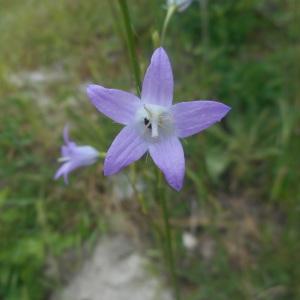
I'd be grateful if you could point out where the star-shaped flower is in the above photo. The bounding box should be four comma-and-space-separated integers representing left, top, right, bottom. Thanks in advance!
54, 126, 99, 184
87, 48, 230, 191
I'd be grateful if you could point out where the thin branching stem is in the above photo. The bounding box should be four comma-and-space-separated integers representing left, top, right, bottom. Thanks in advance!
160, 5, 177, 45
157, 171, 180, 300
118, 0, 142, 95
199, 0, 209, 63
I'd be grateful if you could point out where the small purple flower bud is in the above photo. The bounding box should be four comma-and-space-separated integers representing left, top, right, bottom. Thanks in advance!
54, 126, 99, 184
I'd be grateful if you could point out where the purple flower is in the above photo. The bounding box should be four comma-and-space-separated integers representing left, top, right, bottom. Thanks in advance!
87, 48, 230, 191
54, 126, 99, 184
167, 0, 193, 12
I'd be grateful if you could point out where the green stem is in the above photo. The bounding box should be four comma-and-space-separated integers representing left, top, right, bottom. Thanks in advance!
157, 172, 180, 300
129, 168, 148, 214
118, 0, 142, 95
160, 5, 177, 45
107, 1, 126, 46
199, 0, 209, 63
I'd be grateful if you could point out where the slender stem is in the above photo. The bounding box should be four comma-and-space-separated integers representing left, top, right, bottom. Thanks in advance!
118, 0, 142, 95
107, 1, 126, 48
157, 172, 180, 300
199, 0, 209, 63
160, 5, 177, 45
128, 170, 148, 214
117, 1, 142, 216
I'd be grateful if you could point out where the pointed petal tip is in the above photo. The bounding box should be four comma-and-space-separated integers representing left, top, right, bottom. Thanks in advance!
86, 84, 107, 99
86, 84, 98, 96
160, 171, 183, 191
170, 181, 183, 192
86, 83, 97, 90
86, 84, 92, 93
54, 168, 63, 181
54, 163, 72, 184
103, 166, 113, 177
210, 102, 231, 123
103, 155, 118, 176
220, 103, 231, 119
103, 165, 120, 177
155, 46, 167, 53
152, 47, 169, 59
224, 104, 232, 113
210, 100, 231, 113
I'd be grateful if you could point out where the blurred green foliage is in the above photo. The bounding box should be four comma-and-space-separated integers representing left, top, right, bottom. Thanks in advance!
0, 0, 299, 299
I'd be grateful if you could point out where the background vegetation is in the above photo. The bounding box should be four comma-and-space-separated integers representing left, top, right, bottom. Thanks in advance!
0, 0, 299, 299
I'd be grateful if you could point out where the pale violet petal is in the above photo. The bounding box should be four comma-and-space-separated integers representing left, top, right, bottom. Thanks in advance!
171, 100, 231, 138
104, 126, 148, 176
56, 127, 100, 184
167, 0, 193, 12
61, 142, 77, 157
61, 125, 77, 157
72, 145, 99, 166
178, 0, 193, 12
149, 136, 185, 191
177, 0, 193, 12
141, 47, 174, 107
87, 84, 142, 125
54, 163, 67, 181
54, 162, 80, 184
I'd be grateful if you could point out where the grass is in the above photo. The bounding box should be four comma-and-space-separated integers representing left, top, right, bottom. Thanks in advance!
0, 0, 299, 299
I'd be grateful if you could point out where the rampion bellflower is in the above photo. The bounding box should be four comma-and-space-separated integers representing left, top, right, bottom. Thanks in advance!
54, 126, 99, 184
87, 48, 230, 191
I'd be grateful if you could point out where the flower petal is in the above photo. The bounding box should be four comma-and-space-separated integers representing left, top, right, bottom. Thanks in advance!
171, 100, 231, 138
87, 84, 142, 125
149, 136, 185, 191
167, 0, 193, 12
141, 47, 174, 107
54, 162, 80, 184
104, 126, 148, 176
61, 142, 77, 157
71, 145, 99, 166
177, 0, 193, 12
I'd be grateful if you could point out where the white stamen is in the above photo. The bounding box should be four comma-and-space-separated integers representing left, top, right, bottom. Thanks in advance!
58, 156, 70, 163
136, 103, 174, 140
144, 105, 152, 118
151, 116, 159, 138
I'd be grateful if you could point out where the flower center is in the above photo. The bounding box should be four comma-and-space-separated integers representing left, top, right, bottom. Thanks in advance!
144, 117, 152, 129
135, 104, 174, 140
